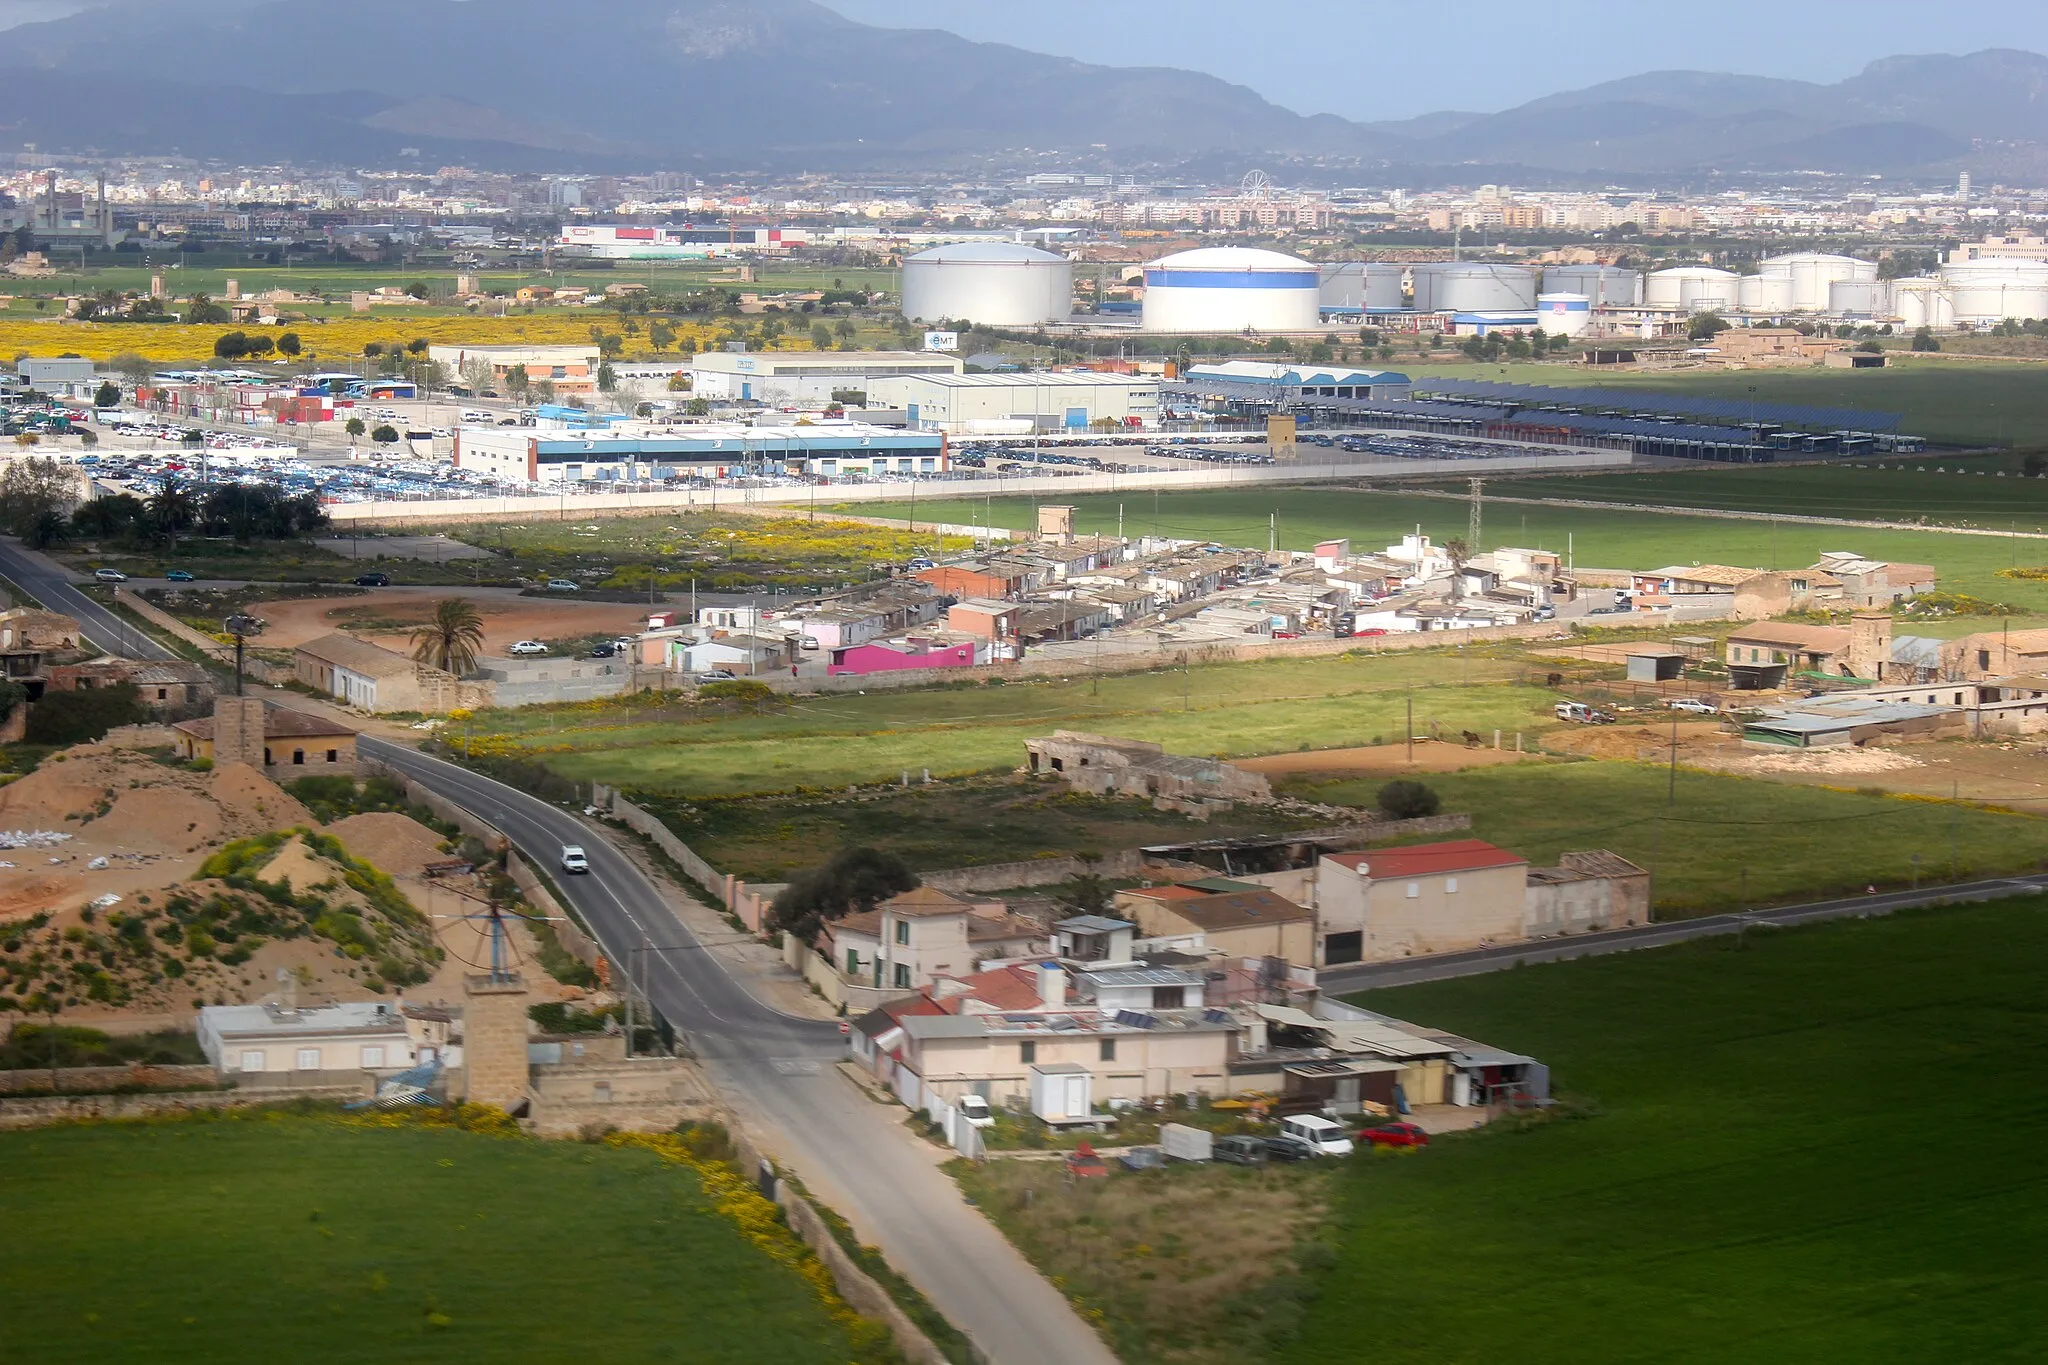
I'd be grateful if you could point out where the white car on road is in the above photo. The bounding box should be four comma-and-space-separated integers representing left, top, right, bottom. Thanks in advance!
1667, 698, 1719, 715
508, 639, 549, 656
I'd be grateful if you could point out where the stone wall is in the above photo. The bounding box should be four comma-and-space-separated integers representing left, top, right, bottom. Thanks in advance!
919, 848, 1147, 895
0, 1083, 364, 1130
0, 1062, 217, 1093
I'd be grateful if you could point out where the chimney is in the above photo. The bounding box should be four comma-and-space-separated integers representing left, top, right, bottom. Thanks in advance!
1038, 962, 1066, 1010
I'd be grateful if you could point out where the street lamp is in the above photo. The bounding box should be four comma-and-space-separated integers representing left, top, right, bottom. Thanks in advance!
223, 613, 262, 695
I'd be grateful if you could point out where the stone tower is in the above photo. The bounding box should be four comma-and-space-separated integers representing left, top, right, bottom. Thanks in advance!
1848, 610, 1893, 682
461, 971, 532, 1113
211, 696, 267, 768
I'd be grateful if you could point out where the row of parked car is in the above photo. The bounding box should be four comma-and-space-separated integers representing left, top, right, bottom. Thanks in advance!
1064, 1116, 1432, 1175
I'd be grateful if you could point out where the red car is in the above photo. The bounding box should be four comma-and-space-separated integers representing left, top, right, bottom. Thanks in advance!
1358, 1122, 1431, 1149
1354, 627, 1389, 637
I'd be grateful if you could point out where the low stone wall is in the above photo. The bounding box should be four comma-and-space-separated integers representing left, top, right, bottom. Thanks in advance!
0, 1062, 217, 1094
591, 784, 725, 891
0, 1083, 366, 1130
114, 587, 235, 663
920, 848, 1147, 895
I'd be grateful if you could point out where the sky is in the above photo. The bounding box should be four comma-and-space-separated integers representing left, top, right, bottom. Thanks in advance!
818, 0, 2048, 122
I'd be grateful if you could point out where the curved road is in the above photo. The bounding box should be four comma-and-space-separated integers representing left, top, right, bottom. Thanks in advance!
0, 540, 1118, 1365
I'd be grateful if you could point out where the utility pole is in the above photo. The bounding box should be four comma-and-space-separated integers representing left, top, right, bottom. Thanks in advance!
1668, 709, 1680, 805
1468, 477, 1484, 550
1269, 511, 1276, 557
1406, 694, 1414, 765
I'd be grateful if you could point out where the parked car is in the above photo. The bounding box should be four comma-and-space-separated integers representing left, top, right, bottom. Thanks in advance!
1354, 627, 1389, 637
1116, 1146, 1166, 1173
92, 567, 127, 582
1280, 1113, 1355, 1157
1358, 1121, 1432, 1150
1263, 1135, 1317, 1162
799, 638, 820, 651
353, 572, 390, 587
956, 1095, 996, 1129
695, 669, 738, 682
509, 640, 549, 656
559, 844, 589, 875
164, 569, 195, 582
1667, 697, 1718, 715
1213, 1134, 1269, 1166
1555, 701, 1616, 725
545, 578, 581, 592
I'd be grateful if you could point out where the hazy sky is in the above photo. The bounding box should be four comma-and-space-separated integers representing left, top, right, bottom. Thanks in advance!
820, 0, 2048, 122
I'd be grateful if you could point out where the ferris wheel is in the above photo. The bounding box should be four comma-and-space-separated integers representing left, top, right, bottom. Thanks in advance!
1238, 169, 1272, 200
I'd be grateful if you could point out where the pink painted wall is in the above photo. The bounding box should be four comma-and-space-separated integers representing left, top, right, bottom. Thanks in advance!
829, 643, 979, 677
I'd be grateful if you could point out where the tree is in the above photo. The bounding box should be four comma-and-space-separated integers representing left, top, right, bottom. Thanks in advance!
769, 847, 919, 943
405, 280, 430, 300
1911, 327, 1941, 352
0, 457, 78, 539
183, 293, 229, 325
109, 352, 153, 387
144, 482, 196, 550
244, 334, 275, 359
406, 338, 429, 356
344, 417, 366, 439
596, 361, 618, 393
1058, 855, 1111, 915
410, 598, 486, 677
810, 322, 832, 350
276, 332, 301, 357
1442, 536, 1471, 601
1855, 340, 1884, 354
363, 342, 384, 359
26, 682, 145, 744
1687, 312, 1730, 340
648, 320, 677, 354
597, 333, 624, 359
685, 397, 710, 417
93, 381, 120, 408
370, 424, 400, 445
1376, 779, 1441, 820
668, 373, 692, 392
213, 331, 249, 359
72, 492, 143, 540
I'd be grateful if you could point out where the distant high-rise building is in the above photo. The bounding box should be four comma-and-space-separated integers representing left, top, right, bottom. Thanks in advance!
1958, 171, 1972, 201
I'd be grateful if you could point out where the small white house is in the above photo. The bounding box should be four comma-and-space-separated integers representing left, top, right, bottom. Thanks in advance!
196, 1001, 418, 1077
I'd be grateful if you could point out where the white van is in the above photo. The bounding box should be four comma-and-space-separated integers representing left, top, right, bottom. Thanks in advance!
560, 844, 589, 875
1279, 1114, 1354, 1157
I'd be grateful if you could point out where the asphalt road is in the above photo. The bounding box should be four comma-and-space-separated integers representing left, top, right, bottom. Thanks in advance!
0, 545, 177, 661
1319, 872, 2048, 994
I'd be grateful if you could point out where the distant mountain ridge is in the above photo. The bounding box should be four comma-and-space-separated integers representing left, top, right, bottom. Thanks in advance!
0, 1, 2042, 177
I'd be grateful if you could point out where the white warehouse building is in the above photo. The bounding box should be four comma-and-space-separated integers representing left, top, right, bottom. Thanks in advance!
900, 242, 1075, 327
687, 349, 964, 404
1142, 246, 1320, 333
865, 372, 1159, 434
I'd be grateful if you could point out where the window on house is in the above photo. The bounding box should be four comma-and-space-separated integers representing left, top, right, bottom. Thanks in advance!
1099, 1038, 1116, 1062
846, 950, 860, 976
1446, 877, 1459, 893
239, 1049, 266, 1072
360, 1045, 385, 1069
156, 688, 167, 700
894, 920, 910, 945
292, 749, 305, 765
326, 749, 338, 763
1324, 931, 1363, 965
295, 1048, 321, 1070
892, 963, 910, 988
1406, 882, 1420, 898
1980, 650, 1993, 671
1019, 1041, 1036, 1064
263, 747, 273, 765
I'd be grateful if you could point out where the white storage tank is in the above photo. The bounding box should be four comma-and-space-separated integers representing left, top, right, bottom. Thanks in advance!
1891, 278, 1954, 330
1536, 292, 1592, 336
900, 241, 1074, 327
1938, 259, 2048, 324
1541, 264, 1642, 307
1317, 262, 1405, 312
1644, 266, 1739, 312
1412, 263, 1538, 313
1760, 252, 1876, 312
1737, 273, 1795, 313
1142, 246, 1320, 333
1828, 279, 1884, 315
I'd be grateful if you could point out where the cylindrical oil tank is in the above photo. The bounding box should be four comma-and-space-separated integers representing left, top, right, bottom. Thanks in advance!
1541, 264, 1642, 307
1828, 279, 1884, 315
1760, 252, 1876, 311
1644, 266, 1739, 311
1316, 262, 1406, 312
1536, 292, 1591, 336
1412, 263, 1539, 313
1142, 246, 1320, 333
1737, 273, 1795, 312
1938, 259, 2048, 323
1891, 278, 1954, 330
900, 241, 1074, 326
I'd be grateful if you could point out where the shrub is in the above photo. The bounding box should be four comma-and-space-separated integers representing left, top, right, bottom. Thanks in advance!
1377, 779, 1442, 820
25, 682, 147, 745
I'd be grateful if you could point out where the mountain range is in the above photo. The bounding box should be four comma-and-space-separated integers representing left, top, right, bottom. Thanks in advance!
0, 0, 2041, 178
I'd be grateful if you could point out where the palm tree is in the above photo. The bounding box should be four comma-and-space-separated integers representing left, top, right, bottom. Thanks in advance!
411, 598, 487, 677
1443, 536, 1472, 603
145, 483, 196, 551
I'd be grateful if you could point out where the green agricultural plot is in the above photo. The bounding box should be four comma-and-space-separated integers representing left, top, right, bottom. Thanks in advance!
0, 1113, 862, 1364
847, 488, 2048, 614
473, 651, 1551, 798
1401, 356, 2048, 448
641, 778, 1328, 882
1295, 761, 2048, 917
1297, 899, 2048, 1363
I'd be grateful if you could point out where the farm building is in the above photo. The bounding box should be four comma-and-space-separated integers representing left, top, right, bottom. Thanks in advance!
1025, 731, 1272, 806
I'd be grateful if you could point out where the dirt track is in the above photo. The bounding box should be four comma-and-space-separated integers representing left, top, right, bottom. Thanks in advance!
248, 586, 652, 653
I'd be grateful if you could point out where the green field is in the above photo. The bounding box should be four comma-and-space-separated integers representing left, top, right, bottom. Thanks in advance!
1402, 357, 2048, 448
1293, 761, 2048, 916
467, 650, 1551, 797
639, 778, 1327, 881
845, 488, 2048, 614
1463, 461, 2048, 531
1288, 899, 2048, 1363
0, 1112, 863, 1363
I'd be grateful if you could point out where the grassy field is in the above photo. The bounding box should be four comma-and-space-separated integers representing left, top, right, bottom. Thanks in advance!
1401, 356, 2048, 448
842, 488, 2048, 614
1290, 899, 2048, 1363
468, 650, 1552, 798
0, 1112, 864, 1363
1294, 760, 2048, 916
640, 777, 1328, 881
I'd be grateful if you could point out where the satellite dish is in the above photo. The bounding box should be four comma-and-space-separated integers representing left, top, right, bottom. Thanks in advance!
1239, 169, 1272, 201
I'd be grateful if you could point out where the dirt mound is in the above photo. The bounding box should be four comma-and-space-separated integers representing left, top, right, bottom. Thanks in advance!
0, 758, 114, 828
209, 763, 314, 833
259, 836, 349, 896
102, 787, 222, 855
1714, 746, 1925, 776
326, 812, 450, 880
